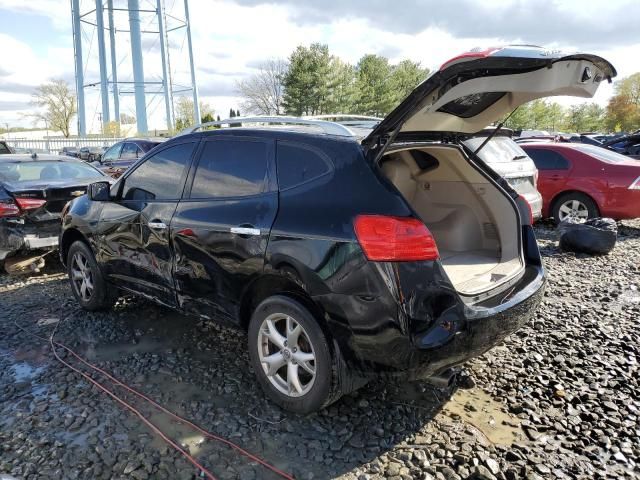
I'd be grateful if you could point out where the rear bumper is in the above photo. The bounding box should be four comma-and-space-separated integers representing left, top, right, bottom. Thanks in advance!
0, 221, 60, 260
319, 227, 545, 379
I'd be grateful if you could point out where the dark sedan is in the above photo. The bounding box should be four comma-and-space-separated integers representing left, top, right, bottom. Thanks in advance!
0, 154, 107, 273
95, 138, 164, 177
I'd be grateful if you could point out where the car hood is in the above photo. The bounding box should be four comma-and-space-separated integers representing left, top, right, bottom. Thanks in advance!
363, 45, 616, 153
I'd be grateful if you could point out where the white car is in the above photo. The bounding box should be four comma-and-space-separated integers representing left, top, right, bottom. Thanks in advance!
463, 129, 543, 220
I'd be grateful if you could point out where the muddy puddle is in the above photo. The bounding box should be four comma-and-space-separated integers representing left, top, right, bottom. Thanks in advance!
441, 388, 526, 445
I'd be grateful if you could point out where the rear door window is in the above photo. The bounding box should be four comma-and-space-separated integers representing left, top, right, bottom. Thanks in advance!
524, 149, 570, 170
121, 142, 140, 160
190, 138, 269, 198
0, 142, 11, 154
103, 143, 123, 162
122, 142, 196, 201
276, 141, 332, 190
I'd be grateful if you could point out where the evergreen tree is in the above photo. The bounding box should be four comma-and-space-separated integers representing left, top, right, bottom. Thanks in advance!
354, 54, 395, 116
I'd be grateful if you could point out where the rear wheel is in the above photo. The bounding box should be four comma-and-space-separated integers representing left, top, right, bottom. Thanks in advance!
67, 241, 117, 311
552, 192, 599, 224
248, 296, 340, 414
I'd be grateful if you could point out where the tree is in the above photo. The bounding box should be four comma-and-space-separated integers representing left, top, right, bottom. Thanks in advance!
325, 58, 356, 113
605, 73, 640, 132
216, 115, 221, 121
30, 79, 76, 137
104, 121, 121, 137
120, 113, 136, 125
390, 60, 429, 104
564, 103, 605, 133
229, 108, 236, 118
175, 97, 213, 130
354, 54, 395, 116
283, 43, 334, 116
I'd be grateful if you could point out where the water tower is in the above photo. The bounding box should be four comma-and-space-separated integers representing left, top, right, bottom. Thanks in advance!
70, 0, 200, 135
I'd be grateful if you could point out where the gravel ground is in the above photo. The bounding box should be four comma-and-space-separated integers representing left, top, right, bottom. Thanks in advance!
1, 222, 639, 480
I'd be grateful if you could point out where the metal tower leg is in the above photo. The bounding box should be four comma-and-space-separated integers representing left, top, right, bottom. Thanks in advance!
71, 0, 86, 136
107, 0, 120, 124
184, 0, 200, 125
128, 0, 148, 134
157, 0, 174, 131
95, 0, 110, 125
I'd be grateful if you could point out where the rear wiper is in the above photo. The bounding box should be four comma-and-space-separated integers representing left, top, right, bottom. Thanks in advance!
473, 106, 520, 156
512, 155, 527, 160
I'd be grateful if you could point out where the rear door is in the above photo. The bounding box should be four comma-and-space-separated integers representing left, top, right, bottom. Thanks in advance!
171, 135, 277, 322
98, 139, 198, 306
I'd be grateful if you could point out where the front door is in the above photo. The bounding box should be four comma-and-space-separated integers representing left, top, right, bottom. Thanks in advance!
98, 140, 198, 306
171, 135, 277, 322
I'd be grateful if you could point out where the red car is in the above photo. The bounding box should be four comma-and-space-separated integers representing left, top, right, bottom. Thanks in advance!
520, 143, 640, 222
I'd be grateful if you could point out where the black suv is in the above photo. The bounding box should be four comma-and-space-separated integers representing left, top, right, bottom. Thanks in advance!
60, 47, 615, 413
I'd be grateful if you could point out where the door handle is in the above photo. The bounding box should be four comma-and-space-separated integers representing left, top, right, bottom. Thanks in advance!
230, 226, 261, 236
148, 221, 167, 230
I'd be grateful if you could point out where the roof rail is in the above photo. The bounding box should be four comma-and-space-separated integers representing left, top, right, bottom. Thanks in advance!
303, 114, 383, 121
178, 116, 356, 137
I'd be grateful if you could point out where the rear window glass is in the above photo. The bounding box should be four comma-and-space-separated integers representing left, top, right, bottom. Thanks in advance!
276, 142, 331, 190
191, 139, 268, 198
0, 161, 103, 182
463, 136, 530, 164
523, 148, 570, 170
0, 143, 11, 154
438, 92, 506, 118
573, 144, 633, 164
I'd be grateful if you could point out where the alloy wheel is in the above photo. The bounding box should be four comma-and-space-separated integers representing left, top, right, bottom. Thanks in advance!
558, 199, 589, 222
257, 313, 316, 397
71, 252, 94, 301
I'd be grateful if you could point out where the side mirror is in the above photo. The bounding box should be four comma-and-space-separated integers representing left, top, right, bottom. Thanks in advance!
88, 181, 111, 201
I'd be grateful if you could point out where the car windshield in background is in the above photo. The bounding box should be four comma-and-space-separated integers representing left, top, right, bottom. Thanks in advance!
0, 161, 104, 182
463, 136, 530, 163
573, 144, 633, 164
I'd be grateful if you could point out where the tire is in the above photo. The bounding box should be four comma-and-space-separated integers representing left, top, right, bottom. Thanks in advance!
552, 192, 599, 225
248, 295, 340, 414
67, 240, 117, 311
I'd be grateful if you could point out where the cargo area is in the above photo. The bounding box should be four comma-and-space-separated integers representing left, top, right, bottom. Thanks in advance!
380, 144, 524, 296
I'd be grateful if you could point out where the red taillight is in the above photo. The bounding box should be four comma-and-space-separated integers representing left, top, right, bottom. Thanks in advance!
518, 195, 534, 224
15, 197, 46, 211
354, 215, 439, 262
0, 200, 20, 218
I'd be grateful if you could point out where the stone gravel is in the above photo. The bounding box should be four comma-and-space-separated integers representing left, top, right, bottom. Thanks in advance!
0, 221, 639, 480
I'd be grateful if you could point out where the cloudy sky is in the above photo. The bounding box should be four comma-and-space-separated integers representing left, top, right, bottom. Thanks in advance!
0, 0, 638, 133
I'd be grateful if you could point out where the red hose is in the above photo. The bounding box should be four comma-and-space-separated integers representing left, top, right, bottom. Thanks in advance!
13, 318, 294, 480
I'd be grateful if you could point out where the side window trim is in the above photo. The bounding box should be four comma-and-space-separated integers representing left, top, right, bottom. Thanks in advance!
275, 140, 334, 191
116, 138, 199, 202
183, 135, 275, 200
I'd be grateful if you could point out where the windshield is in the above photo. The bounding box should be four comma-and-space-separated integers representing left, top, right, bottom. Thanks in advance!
0, 161, 104, 182
462, 136, 530, 163
573, 144, 635, 164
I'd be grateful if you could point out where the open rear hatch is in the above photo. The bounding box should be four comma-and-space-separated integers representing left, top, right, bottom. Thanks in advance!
365, 45, 616, 299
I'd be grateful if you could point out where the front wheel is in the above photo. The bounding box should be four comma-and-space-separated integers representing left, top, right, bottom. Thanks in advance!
67, 241, 117, 311
248, 296, 341, 414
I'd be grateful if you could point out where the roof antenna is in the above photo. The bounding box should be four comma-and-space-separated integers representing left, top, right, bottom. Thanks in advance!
473, 106, 520, 156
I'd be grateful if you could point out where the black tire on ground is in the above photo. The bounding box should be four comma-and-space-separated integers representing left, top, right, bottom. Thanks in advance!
66, 240, 117, 311
552, 192, 599, 225
247, 295, 341, 414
